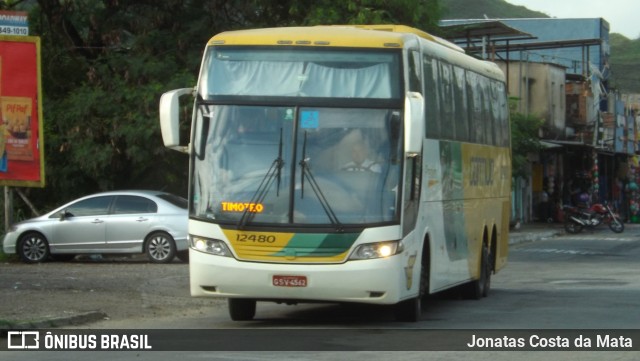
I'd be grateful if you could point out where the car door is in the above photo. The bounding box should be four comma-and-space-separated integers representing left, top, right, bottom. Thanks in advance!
52, 196, 114, 252
104, 195, 158, 251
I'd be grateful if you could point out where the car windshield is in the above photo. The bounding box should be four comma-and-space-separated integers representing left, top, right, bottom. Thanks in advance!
191, 105, 403, 227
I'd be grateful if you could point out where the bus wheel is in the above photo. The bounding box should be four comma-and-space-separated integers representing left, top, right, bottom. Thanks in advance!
394, 296, 421, 322
482, 245, 492, 298
228, 298, 256, 321
394, 259, 427, 322
464, 244, 491, 300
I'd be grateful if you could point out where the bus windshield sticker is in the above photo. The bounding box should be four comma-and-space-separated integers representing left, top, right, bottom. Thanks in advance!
285, 108, 294, 120
300, 110, 319, 129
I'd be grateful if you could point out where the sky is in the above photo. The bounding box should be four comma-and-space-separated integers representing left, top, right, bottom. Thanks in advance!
504, 0, 639, 39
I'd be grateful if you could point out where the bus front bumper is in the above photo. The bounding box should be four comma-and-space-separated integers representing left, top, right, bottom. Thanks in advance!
189, 248, 414, 305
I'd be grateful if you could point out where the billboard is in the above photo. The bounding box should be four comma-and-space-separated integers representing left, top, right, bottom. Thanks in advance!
0, 35, 44, 187
0, 10, 29, 36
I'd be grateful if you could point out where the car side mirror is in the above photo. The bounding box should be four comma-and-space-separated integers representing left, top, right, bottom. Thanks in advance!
59, 210, 72, 221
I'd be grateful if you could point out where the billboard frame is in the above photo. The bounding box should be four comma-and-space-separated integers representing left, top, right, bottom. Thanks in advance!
0, 35, 45, 188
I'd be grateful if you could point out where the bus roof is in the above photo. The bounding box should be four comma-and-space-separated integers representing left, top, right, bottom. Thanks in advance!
208, 25, 464, 52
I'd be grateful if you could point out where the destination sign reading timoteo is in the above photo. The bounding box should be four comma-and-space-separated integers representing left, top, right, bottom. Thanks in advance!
221, 202, 264, 213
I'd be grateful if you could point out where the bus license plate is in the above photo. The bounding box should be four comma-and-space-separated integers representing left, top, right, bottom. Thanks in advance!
273, 275, 307, 287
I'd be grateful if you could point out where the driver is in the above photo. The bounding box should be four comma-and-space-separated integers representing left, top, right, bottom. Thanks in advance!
341, 141, 381, 173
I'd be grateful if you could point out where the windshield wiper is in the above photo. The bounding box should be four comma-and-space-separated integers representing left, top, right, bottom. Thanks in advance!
238, 128, 284, 228
299, 131, 342, 228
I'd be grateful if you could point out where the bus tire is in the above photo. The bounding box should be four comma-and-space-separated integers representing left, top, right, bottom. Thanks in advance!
394, 296, 421, 322
228, 298, 256, 321
394, 251, 428, 322
464, 244, 491, 300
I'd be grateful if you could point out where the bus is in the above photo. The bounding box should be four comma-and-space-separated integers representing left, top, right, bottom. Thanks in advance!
159, 24, 511, 322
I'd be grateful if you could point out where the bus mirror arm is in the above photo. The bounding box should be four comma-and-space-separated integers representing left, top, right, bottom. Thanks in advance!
159, 88, 194, 153
404, 92, 424, 155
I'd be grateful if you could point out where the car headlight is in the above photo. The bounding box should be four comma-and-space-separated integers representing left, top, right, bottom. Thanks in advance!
349, 241, 403, 260
190, 236, 232, 257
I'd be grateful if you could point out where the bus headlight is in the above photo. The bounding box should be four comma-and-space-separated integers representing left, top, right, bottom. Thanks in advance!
349, 241, 402, 260
190, 236, 232, 257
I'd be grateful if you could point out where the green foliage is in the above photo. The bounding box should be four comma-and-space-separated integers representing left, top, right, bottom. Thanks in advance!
509, 98, 543, 178
21, 0, 213, 208
292, 0, 443, 31
609, 33, 640, 92
439, 0, 548, 19
4, 0, 443, 213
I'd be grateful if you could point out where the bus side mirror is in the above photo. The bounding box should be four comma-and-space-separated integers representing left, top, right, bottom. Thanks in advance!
404, 91, 424, 155
159, 88, 193, 153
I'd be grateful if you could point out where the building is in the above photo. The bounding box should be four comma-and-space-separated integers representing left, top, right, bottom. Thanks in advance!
440, 17, 639, 223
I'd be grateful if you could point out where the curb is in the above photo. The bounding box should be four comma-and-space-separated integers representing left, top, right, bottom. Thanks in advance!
0, 311, 108, 332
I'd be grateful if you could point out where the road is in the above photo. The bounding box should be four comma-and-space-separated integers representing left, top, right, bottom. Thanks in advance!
85, 227, 640, 330
2, 226, 640, 360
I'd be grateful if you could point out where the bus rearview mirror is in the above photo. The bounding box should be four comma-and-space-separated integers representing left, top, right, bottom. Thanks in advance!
404, 92, 424, 155
159, 88, 193, 153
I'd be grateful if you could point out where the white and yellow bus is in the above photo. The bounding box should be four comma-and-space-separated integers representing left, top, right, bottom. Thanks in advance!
159, 25, 511, 322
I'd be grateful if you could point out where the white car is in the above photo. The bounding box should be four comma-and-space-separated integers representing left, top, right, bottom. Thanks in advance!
2, 190, 189, 263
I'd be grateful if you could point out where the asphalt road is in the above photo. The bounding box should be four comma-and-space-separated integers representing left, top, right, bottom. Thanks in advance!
2, 225, 640, 360
77, 226, 640, 330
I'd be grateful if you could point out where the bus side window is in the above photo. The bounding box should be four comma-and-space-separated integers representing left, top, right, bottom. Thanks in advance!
439, 62, 455, 140
453, 66, 468, 142
423, 55, 440, 139
480, 77, 494, 145
408, 50, 422, 93
492, 80, 509, 147
466, 71, 483, 144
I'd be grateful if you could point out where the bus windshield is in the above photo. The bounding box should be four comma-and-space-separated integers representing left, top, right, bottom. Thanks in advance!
199, 47, 402, 99
191, 105, 403, 227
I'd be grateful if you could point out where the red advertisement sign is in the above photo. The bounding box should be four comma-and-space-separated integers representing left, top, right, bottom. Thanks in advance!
0, 35, 44, 187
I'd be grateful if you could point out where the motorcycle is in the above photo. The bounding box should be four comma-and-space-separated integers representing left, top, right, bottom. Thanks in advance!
563, 201, 624, 234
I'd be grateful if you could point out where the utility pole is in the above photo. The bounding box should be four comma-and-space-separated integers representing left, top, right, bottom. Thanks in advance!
4, 186, 12, 232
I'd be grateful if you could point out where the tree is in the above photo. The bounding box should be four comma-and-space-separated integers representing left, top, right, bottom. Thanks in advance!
291, 0, 442, 32
509, 97, 543, 179
5, 0, 443, 213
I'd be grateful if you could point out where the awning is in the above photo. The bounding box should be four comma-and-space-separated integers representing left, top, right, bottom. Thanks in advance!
439, 20, 534, 42
543, 140, 593, 147
540, 141, 562, 149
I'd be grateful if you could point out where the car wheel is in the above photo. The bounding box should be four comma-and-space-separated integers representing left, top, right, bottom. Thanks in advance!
17, 232, 50, 264
145, 232, 176, 263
